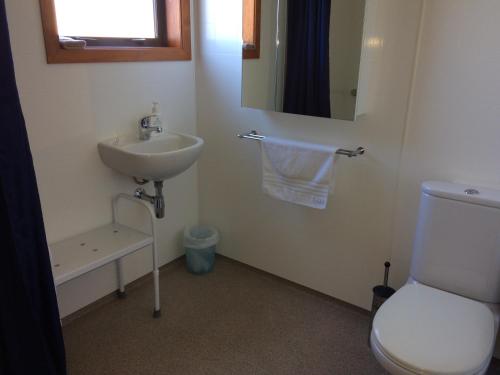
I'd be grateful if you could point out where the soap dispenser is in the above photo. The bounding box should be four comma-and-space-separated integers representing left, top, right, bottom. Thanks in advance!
150, 102, 161, 129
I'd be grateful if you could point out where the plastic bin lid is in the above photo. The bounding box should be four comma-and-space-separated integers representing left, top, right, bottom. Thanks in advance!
184, 225, 219, 249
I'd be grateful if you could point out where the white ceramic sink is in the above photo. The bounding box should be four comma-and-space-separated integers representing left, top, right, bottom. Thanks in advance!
98, 132, 204, 181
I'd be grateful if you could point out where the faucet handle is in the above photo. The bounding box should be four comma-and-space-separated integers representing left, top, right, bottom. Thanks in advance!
140, 115, 162, 129
139, 112, 163, 141
140, 117, 150, 128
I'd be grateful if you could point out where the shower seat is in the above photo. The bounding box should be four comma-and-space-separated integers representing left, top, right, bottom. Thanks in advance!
49, 193, 161, 318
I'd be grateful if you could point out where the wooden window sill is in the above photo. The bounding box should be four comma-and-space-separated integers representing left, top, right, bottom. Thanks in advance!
243, 46, 259, 60
46, 46, 191, 64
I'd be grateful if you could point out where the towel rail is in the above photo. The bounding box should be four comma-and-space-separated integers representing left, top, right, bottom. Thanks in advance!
237, 130, 366, 158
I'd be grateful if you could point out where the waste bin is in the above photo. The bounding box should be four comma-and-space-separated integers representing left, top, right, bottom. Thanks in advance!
184, 225, 219, 274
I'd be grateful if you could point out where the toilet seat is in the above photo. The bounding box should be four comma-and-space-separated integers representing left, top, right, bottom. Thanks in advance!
370, 331, 492, 375
371, 284, 496, 375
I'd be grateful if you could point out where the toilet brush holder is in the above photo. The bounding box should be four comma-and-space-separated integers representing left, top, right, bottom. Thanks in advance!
368, 262, 396, 346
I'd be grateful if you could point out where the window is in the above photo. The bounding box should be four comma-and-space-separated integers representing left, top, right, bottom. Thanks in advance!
242, 0, 260, 59
54, 0, 161, 47
39, 0, 191, 63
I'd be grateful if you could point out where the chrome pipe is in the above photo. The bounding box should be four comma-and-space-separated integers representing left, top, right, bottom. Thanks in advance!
134, 181, 165, 219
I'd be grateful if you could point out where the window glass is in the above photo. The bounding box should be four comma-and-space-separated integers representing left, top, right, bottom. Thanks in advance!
54, 0, 156, 38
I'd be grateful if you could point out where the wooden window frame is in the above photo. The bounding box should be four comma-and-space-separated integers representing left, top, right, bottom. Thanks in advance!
39, 0, 191, 64
242, 0, 261, 59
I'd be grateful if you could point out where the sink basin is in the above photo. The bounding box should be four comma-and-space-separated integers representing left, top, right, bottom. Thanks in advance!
98, 132, 204, 181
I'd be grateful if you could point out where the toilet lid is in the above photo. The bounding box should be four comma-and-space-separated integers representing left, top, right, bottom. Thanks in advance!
372, 284, 495, 375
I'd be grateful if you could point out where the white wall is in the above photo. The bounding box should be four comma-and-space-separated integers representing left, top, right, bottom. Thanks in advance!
390, 0, 500, 357
5, 0, 199, 317
196, 0, 423, 310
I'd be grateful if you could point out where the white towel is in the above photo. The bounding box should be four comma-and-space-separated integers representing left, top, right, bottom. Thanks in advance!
261, 136, 338, 209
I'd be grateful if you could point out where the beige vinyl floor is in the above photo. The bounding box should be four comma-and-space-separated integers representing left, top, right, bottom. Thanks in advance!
63, 256, 500, 375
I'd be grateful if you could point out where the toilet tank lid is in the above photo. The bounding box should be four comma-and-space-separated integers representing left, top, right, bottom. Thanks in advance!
422, 181, 500, 209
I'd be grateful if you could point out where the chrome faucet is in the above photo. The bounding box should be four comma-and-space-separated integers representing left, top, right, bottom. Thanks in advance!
139, 115, 163, 140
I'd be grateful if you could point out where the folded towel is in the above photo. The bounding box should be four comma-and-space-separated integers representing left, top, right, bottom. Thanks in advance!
261, 136, 338, 209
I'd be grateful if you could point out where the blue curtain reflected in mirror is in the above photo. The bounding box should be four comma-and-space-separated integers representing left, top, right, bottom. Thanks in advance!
283, 0, 332, 118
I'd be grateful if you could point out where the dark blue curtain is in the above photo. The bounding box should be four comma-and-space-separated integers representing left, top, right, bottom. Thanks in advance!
283, 0, 331, 118
0, 1, 66, 374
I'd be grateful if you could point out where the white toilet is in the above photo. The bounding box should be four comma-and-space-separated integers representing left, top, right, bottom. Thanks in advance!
371, 181, 500, 375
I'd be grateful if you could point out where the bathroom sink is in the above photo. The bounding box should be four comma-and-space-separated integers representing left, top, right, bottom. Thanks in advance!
98, 132, 204, 181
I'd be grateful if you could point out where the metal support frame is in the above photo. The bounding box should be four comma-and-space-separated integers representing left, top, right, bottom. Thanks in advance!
112, 193, 161, 318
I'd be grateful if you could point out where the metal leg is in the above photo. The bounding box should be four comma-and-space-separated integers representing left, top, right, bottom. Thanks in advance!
153, 269, 161, 318
152, 243, 161, 318
113, 193, 161, 318
116, 258, 127, 299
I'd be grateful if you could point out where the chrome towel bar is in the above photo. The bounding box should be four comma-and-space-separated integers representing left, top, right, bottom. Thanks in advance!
237, 131, 366, 158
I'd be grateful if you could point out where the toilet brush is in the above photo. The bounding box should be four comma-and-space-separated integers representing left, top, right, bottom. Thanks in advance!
383, 261, 390, 288
368, 262, 396, 346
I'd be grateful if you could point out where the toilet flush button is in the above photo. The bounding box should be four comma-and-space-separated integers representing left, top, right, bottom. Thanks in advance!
464, 188, 480, 195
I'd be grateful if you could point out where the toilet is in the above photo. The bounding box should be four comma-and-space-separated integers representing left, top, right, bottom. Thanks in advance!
371, 181, 500, 375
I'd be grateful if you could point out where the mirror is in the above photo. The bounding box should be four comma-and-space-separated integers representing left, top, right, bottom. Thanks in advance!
242, 0, 367, 121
